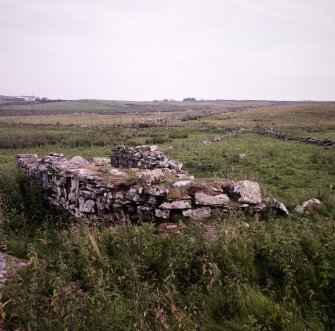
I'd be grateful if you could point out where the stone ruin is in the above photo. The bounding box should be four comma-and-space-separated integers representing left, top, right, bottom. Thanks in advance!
16, 145, 289, 224
110, 145, 183, 172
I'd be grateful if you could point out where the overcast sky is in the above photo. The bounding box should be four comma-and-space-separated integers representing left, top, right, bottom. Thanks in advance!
1, 0, 334, 100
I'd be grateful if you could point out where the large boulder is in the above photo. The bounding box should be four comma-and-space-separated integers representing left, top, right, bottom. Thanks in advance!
230, 180, 261, 205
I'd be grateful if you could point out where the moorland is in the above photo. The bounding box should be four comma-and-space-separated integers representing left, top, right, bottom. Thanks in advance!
0, 99, 334, 330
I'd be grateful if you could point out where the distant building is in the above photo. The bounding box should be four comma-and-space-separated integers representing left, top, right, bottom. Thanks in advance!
21, 95, 40, 102
183, 97, 196, 102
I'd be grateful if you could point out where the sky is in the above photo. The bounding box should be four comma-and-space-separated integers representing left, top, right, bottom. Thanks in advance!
0, 0, 335, 101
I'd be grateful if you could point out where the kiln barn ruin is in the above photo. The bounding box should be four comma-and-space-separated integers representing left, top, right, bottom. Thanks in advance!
16, 145, 289, 223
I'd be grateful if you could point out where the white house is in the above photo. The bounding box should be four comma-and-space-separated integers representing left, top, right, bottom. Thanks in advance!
21, 95, 40, 102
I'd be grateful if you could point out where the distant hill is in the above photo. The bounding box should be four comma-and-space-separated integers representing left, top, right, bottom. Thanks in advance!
0, 95, 21, 102
0, 95, 62, 107
0, 99, 279, 116
0, 97, 334, 117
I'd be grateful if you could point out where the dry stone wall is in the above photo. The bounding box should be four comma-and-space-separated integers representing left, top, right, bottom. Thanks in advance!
259, 128, 335, 149
202, 128, 247, 145
16, 145, 289, 223
110, 145, 183, 172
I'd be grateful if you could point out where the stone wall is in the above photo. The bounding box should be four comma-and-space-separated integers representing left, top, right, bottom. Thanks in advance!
202, 128, 247, 145
259, 128, 335, 149
110, 145, 183, 172
16, 146, 289, 223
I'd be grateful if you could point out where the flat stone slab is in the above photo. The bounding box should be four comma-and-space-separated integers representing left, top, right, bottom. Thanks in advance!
183, 207, 212, 220
195, 192, 230, 206
159, 200, 192, 210
230, 180, 261, 205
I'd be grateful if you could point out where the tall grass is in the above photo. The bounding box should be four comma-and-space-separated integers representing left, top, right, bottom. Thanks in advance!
2, 216, 335, 330
0, 172, 334, 330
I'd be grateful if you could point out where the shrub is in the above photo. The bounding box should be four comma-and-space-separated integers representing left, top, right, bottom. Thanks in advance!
145, 136, 171, 144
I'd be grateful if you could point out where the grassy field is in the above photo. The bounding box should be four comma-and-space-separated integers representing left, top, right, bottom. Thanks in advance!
0, 111, 187, 126
0, 101, 334, 330
0, 99, 276, 115
210, 103, 335, 129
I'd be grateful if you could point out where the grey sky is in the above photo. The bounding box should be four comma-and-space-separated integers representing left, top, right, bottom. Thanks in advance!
1, 0, 334, 100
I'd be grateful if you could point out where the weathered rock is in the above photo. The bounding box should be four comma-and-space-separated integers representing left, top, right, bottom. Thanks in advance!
69, 155, 89, 166
79, 198, 95, 213
137, 168, 165, 184
0, 252, 30, 286
145, 185, 168, 196
176, 173, 195, 180
166, 187, 191, 201
262, 198, 289, 216
195, 192, 230, 206
230, 180, 261, 205
155, 208, 170, 219
108, 168, 127, 176
96, 196, 111, 211
159, 200, 192, 209
239, 153, 247, 159
183, 207, 211, 220
295, 198, 322, 214
172, 180, 193, 187
138, 205, 153, 212
77, 168, 98, 177
147, 195, 159, 205
91, 157, 110, 166
126, 187, 145, 202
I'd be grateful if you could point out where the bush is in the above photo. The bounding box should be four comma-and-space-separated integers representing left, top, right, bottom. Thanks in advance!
168, 132, 188, 139
145, 136, 171, 144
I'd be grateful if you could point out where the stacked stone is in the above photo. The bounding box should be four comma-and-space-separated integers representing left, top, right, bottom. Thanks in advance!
202, 128, 246, 145
17, 148, 289, 223
302, 137, 335, 148
110, 145, 183, 172
259, 128, 335, 148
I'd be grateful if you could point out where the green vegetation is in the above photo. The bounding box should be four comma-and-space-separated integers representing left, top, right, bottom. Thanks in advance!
0, 102, 334, 330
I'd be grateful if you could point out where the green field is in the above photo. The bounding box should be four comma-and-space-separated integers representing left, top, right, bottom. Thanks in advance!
0, 101, 334, 330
